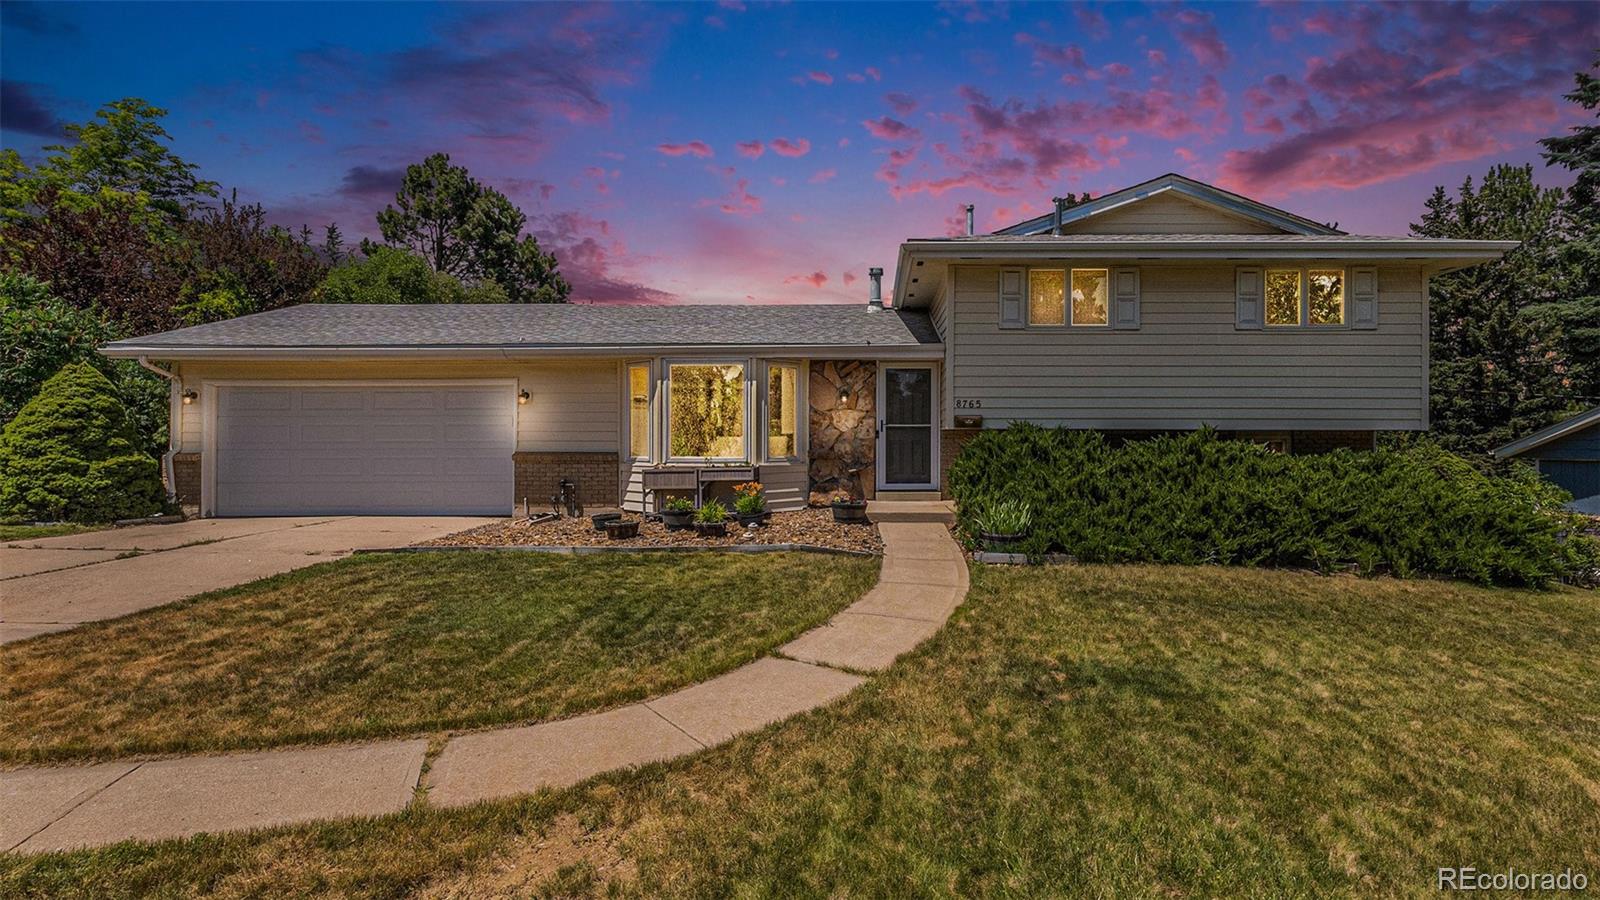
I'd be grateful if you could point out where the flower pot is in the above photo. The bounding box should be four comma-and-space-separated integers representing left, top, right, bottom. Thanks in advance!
661, 509, 694, 531
591, 512, 622, 532
979, 531, 1023, 552
604, 520, 640, 540
831, 500, 868, 524
736, 511, 768, 528
694, 521, 728, 537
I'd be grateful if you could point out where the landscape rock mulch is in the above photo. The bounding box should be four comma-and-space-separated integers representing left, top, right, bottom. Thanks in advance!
421, 507, 883, 555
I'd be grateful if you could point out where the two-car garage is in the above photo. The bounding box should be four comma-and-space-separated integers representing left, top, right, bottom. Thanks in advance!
210, 383, 516, 516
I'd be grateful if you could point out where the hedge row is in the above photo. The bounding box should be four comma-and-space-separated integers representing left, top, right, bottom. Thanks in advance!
948, 425, 1598, 587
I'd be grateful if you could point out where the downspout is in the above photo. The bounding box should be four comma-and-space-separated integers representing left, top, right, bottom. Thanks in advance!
137, 357, 181, 505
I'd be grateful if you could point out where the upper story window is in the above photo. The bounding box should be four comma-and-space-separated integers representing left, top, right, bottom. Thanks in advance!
1028, 268, 1108, 326
668, 362, 747, 461
1267, 267, 1345, 327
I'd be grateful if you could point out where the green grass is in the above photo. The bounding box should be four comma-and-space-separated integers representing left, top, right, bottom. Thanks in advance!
0, 522, 100, 542
0, 551, 877, 764
5, 564, 1597, 898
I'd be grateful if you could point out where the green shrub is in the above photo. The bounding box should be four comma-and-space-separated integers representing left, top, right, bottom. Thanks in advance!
663, 495, 695, 513
696, 499, 728, 524
0, 362, 164, 523
947, 425, 1597, 587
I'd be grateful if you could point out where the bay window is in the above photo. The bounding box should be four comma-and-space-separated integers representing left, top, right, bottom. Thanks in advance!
766, 363, 799, 460
667, 362, 747, 460
627, 362, 652, 460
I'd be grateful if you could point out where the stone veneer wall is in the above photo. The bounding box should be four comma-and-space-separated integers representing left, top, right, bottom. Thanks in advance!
171, 451, 202, 511
808, 360, 876, 504
514, 451, 620, 511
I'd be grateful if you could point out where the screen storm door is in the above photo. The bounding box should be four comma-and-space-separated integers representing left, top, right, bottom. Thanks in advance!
877, 365, 938, 490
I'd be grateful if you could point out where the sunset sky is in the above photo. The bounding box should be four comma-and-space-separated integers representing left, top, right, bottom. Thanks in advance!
3, 1, 1595, 305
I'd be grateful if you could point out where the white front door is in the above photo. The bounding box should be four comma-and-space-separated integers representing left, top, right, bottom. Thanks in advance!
210, 383, 515, 516
876, 365, 938, 491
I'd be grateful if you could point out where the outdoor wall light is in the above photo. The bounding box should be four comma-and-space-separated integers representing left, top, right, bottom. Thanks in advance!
181, 390, 198, 405
518, 389, 530, 405
838, 387, 850, 403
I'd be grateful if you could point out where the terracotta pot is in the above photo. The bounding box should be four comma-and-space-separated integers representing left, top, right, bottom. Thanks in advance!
661, 509, 694, 531
694, 521, 728, 537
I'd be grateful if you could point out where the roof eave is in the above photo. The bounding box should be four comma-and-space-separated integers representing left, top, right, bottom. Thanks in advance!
100, 341, 947, 361
1491, 407, 1600, 458
898, 238, 1518, 267
995, 174, 1342, 237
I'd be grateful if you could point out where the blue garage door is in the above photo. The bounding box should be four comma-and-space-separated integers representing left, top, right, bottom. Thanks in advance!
1542, 460, 1600, 514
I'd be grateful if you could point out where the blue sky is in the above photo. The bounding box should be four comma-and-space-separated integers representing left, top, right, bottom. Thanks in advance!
3, 1, 1595, 304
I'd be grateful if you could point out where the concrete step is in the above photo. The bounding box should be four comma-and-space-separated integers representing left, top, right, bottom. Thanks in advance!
866, 499, 956, 525
874, 490, 942, 502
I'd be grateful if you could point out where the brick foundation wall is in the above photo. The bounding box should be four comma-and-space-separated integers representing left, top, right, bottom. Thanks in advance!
939, 428, 982, 499
514, 451, 620, 511
171, 452, 202, 510
1289, 430, 1376, 454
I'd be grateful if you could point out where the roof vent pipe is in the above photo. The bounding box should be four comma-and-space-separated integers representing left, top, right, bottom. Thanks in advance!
964, 204, 975, 236
1051, 196, 1067, 236
867, 267, 884, 312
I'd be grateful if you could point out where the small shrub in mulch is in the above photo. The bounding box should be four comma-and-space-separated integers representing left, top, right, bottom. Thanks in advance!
425, 507, 882, 555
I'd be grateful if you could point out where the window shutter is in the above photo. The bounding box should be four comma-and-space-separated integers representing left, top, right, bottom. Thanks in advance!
999, 267, 1025, 329
1235, 267, 1263, 330
1350, 266, 1378, 329
1111, 267, 1141, 329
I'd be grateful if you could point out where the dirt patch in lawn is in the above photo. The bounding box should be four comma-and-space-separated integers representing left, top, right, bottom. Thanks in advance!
423, 507, 882, 555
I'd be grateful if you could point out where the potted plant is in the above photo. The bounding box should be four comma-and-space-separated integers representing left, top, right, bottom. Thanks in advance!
660, 495, 695, 531
694, 498, 729, 537
973, 498, 1032, 551
830, 490, 868, 524
604, 518, 640, 540
733, 481, 768, 527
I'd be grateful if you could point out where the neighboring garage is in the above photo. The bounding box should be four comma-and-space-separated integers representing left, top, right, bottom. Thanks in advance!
211, 382, 516, 516
1493, 405, 1600, 515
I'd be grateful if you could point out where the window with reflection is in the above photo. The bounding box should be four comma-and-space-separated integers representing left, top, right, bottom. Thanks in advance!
1071, 268, 1109, 325
1308, 270, 1345, 325
668, 363, 746, 459
628, 363, 651, 459
767, 364, 798, 459
1028, 269, 1065, 325
1266, 270, 1301, 326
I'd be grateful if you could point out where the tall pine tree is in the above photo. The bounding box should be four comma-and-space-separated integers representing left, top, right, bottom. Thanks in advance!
1413, 165, 1578, 456
1537, 57, 1600, 401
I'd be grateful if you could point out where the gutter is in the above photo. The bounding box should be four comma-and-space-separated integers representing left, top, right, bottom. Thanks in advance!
136, 357, 180, 503
101, 342, 948, 362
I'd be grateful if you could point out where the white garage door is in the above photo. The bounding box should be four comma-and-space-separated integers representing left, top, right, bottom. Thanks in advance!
213, 383, 515, 516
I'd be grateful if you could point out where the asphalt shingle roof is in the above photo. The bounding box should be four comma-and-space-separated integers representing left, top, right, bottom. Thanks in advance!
102, 303, 940, 352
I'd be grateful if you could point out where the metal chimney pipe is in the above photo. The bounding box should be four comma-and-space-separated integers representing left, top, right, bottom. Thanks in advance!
1051, 196, 1067, 236
964, 204, 975, 236
867, 267, 884, 311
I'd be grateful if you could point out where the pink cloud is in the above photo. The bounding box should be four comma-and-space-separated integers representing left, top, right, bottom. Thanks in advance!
1015, 33, 1087, 70
1101, 63, 1131, 79
842, 271, 858, 286
863, 116, 921, 141
1164, 8, 1230, 68
809, 167, 837, 184
532, 210, 677, 305
1075, 6, 1110, 40
784, 271, 829, 288
885, 92, 918, 115
807, 70, 833, 85
658, 140, 714, 158
770, 137, 811, 157
736, 139, 765, 158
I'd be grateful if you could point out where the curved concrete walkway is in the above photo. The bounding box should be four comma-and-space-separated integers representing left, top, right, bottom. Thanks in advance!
1, 519, 967, 854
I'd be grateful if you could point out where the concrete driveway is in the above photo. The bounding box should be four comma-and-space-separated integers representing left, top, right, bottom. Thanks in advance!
0, 516, 498, 644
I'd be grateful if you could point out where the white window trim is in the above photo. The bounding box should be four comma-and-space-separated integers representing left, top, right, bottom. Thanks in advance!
761, 360, 805, 464
1265, 265, 1349, 329
624, 359, 654, 463
664, 357, 752, 464
1025, 266, 1112, 328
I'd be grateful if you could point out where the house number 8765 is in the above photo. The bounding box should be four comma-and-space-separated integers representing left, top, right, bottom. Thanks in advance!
956, 399, 983, 409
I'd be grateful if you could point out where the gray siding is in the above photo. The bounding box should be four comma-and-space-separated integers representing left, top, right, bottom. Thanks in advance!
1061, 192, 1285, 235
948, 263, 1428, 431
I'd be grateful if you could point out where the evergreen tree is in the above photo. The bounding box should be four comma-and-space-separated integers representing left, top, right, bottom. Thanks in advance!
1412, 166, 1579, 456
1537, 57, 1600, 400
0, 362, 164, 523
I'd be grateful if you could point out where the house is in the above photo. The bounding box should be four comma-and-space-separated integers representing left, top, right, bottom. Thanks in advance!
100, 174, 1515, 518
1492, 406, 1600, 514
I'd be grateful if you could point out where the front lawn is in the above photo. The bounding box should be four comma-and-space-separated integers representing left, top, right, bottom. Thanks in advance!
0, 551, 877, 764
6, 564, 1597, 897
0, 522, 100, 542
